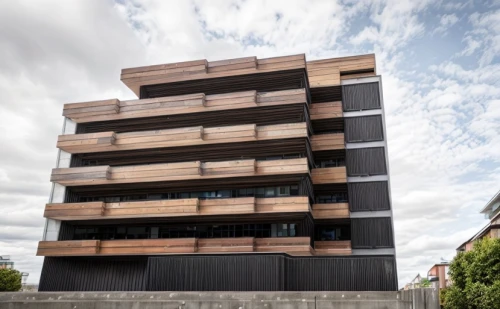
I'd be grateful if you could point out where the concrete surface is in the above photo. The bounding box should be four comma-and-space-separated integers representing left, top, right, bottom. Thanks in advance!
0, 289, 439, 309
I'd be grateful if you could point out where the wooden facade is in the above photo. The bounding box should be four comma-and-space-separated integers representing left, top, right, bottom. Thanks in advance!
39, 52, 397, 292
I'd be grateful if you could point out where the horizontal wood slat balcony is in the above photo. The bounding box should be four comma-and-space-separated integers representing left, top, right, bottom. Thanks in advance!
64, 89, 307, 123
309, 102, 342, 120
314, 240, 352, 255
57, 123, 308, 154
310, 133, 345, 152
51, 158, 309, 187
311, 166, 347, 184
43, 197, 310, 220
311, 203, 349, 219
306, 54, 376, 88
121, 55, 306, 96
37, 237, 316, 256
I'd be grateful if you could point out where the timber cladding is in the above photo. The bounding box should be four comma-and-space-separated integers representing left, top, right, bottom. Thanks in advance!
57, 122, 309, 154
41, 52, 398, 292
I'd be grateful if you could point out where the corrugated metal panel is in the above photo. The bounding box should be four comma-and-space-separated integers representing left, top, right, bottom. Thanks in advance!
286, 256, 397, 291
39, 257, 148, 291
147, 255, 285, 291
39, 255, 397, 292
348, 182, 391, 211
342, 82, 381, 111
58, 222, 74, 241
351, 218, 394, 248
346, 147, 387, 176
345, 116, 384, 142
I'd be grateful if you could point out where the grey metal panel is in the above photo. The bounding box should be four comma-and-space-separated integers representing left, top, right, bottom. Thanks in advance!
345, 115, 384, 143
346, 147, 387, 176
351, 218, 394, 249
348, 181, 391, 211
342, 82, 381, 111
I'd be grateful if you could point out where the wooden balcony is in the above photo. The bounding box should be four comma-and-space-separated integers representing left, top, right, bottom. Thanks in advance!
310, 133, 345, 152
314, 240, 352, 255
37, 237, 314, 256
311, 166, 347, 184
312, 203, 349, 219
63, 89, 307, 123
51, 158, 309, 187
306, 54, 376, 88
121, 55, 306, 96
57, 122, 307, 154
44, 197, 310, 220
310, 102, 342, 120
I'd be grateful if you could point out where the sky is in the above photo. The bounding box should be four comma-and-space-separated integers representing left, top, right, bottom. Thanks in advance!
0, 0, 499, 288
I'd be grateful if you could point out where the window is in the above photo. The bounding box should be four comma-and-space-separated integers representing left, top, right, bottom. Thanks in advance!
278, 186, 290, 196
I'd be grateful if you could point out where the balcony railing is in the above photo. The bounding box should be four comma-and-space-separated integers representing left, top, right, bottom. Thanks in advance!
57, 122, 308, 154
311, 203, 349, 219
310, 133, 345, 152
309, 102, 343, 120
314, 240, 352, 255
63, 88, 307, 123
44, 197, 311, 220
51, 158, 309, 187
311, 166, 347, 184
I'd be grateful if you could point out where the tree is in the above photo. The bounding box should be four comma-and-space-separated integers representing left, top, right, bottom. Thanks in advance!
420, 278, 431, 288
442, 237, 500, 309
0, 268, 22, 292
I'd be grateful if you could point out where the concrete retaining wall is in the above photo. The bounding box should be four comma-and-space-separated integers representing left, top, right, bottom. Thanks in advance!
0, 289, 439, 309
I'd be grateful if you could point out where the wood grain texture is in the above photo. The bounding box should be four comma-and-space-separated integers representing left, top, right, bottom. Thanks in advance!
314, 240, 352, 255
64, 89, 305, 123
310, 133, 345, 151
311, 166, 347, 184
43, 197, 310, 220
311, 203, 349, 219
57, 122, 307, 154
310, 101, 342, 120
37, 237, 336, 256
121, 54, 306, 96
51, 158, 309, 187
307, 54, 375, 88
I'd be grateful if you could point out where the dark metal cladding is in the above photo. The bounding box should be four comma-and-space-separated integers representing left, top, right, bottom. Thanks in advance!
38, 255, 398, 291
342, 82, 381, 111
140, 69, 308, 98
351, 218, 394, 249
344, 115, 384, 142
348, 181, 391, 212
309, 86, 342, 103
39, 257, 148, 291
346, 147, 387, 176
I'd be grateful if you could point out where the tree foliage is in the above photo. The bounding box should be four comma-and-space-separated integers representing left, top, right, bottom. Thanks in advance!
442, 237, 500, 309
420, 278, 431, 287
0, 268, 22, 292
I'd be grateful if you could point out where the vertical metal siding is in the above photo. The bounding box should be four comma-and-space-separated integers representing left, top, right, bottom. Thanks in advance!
39, 257, 148, 291
351, 218, 394, 248
346, 147, 387, 176
146, 255, 285, 291
342, 82, 381, 111
39, 255, 397, 292
348, 182, 391, 211
344, 116, 384, 143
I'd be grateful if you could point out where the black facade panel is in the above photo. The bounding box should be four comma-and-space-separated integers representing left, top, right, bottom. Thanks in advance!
147, 255, 285, 291
348, 181, 391, 211
39, 255, 398, 292
344, 115, 384, 143
346, 147, 387, 176
351, 218, 394, 249
39, 257, 148, 291
286, 256, 397, 291
342, 82, 381, 111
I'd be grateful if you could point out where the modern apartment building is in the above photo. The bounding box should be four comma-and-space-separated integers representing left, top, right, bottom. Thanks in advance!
37, 54, 397, 291
457, 190, 500, 252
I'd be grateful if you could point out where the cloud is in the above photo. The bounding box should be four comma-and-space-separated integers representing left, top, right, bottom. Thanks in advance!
0, 0, 498, 289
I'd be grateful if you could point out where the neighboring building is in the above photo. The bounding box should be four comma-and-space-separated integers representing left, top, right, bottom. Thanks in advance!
427, 263, 450, 289
404, 274, 422, 290
37, 54, 397, 291
0, 256, 14, 269
457, 190, 500, 252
